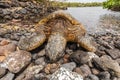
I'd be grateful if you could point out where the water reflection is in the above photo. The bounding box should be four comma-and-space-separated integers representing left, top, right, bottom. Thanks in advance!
66, 7, 120, 34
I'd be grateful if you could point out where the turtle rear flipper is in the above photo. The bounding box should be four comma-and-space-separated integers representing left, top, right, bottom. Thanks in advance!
77, 35, 96, 52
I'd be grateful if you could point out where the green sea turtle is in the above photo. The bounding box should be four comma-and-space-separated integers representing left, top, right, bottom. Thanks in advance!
1, 10, 96, 61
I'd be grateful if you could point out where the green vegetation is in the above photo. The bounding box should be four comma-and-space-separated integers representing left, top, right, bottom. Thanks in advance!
103, 0, 120, 11
50, 1, 102, 7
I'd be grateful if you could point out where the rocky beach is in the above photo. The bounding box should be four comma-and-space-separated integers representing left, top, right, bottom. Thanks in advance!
0, 0, 120, 80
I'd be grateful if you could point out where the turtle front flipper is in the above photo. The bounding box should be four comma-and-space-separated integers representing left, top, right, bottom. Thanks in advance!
77, 35, 96, 52
45, 32, 67, 62
18, 32, 46, 51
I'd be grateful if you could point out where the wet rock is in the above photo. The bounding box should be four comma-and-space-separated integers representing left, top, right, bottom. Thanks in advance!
98, 71, 110, 80
61, 62, 76, 71
0, 72, 15, 80
80, 64, 91, 77
50, 67, 83, 80
93, 55, 120, 77
105, 49, 120, 59
3, 50, 31, 73
0, 67, 6, 78
70, 51, 98, 64
15, 64, 44, 80
35, 57, 46, 66
84, 74, 99, 80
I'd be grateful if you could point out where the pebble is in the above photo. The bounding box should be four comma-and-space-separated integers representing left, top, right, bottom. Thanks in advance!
35, 57, 46, 66
44, 63, 60, 74
70, 51, 98, 65
0, 72, 15, 80
74, 67, 84, 76
15, 64, 44, 80
114, 41, 120, 49
37, 49, 46, 57
91, 68, 100, 75
61, 62, 76, 71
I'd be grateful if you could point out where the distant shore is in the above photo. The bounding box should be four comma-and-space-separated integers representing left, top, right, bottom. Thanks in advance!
50, 2, 103, 7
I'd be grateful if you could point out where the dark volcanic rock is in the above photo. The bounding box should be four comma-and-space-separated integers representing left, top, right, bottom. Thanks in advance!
95, 49, 106, 57
70, 50, 89, 64
0, 0, 58, 23
70, 51, 98, 65
93, 55, 120, 77
105, 49, 120, 59
84, 74, 99, 80
3, 50, 31, 73
98, 71, 110, 80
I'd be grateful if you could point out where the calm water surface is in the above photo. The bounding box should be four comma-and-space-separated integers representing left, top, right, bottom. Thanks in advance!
66, 7, 120, 34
